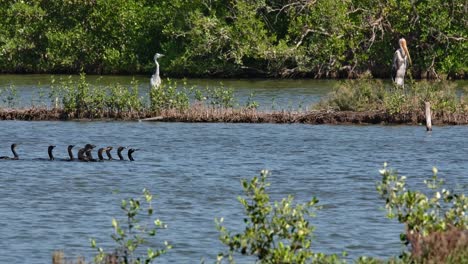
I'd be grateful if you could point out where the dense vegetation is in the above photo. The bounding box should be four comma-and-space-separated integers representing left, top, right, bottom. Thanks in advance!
0, 0, 466, 78
315, 79, 468, 116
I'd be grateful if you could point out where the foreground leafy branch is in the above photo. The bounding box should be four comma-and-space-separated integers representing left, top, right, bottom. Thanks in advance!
377, 163, 467, 263
91, 189, 171, 264
216, 170, 345, 264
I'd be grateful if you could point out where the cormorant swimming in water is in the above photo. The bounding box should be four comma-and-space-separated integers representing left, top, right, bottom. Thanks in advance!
67, 145, 75, 161
128, 148, 139, 161
97, 147, 108, 161
0, 144, 19, 160
85, 145, 97, 162
117, 146, 127, 160
48, 145, 56, 160
105, 146, 113, 160
78, 144, 95, 161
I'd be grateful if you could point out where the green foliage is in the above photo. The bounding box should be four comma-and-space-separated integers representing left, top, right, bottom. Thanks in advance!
316, 79, 386, 111
0, 0, 466, 77
149, 79, 190, 113
376, 163, 468, 263
26, 73, 243, 118
216, 170, 345, 264
203, 85, 235, 108
245, 92, 259, 110
91, 189, 171, 264
377, 164, 467, 236
0, 85, 19, 108
316, 79, 468, 115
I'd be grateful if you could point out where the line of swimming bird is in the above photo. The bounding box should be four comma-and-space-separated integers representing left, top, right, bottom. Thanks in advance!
0, 143, 139, 161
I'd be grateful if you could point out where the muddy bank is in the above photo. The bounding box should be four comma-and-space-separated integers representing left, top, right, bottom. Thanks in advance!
1, 107, 468, 125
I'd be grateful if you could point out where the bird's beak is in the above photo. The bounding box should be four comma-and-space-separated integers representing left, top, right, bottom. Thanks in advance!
401, 40, 412, 65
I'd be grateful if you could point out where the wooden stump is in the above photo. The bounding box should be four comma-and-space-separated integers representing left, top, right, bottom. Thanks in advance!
425, 102, 432, 131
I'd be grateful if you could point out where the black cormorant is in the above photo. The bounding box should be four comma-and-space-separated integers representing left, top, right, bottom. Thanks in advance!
85, 145, 97, 162
0, 144, 19, 160
128, 148, 139, 161
105, 146, 113, 160
67, 145, 75, 161
78, 144, 95, 161
117, 146, 126, 160
97, 147, 108, 161
48, 145, 56, 160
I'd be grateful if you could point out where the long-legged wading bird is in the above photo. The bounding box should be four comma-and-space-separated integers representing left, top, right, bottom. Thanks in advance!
0, 144, 19, 160
150, 53, 164, 88
117, 146, 127, 160
128, 148, 139, 161
392, 38, 412, 87
48, 145, 56, 160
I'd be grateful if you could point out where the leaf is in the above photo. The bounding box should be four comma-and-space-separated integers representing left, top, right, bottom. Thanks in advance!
112, 218, 118, 229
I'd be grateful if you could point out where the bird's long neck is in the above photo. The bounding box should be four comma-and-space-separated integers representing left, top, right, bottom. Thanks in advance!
155, 59, 160, 76
118, 149, 125, 160
48, 148, 54, 160
128, 150, 134, 161
98, 148, 105, 160
68, 147, 74, 160
399, 47, 407, 59
11, 146, 18, 159
106, 149, 113, 160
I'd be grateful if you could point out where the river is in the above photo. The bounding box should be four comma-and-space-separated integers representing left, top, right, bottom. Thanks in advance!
0, 76, 467, 263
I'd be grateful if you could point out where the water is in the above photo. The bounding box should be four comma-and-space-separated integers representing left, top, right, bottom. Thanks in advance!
0, 76, 467, 263
0, 121, 467, 263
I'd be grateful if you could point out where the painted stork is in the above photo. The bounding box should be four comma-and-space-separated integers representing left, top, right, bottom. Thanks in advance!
392, 38, 412, 87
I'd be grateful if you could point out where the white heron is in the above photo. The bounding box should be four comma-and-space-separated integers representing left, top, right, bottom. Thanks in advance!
392, 38, 412, 87
150, 53, 164, 88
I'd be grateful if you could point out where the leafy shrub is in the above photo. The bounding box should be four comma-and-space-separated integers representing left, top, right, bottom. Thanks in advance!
216, 170, 345, 263
91, 189, 171, 264
149, 79, 190, 112
377, 164, 467, 263
316, 80, 467, 115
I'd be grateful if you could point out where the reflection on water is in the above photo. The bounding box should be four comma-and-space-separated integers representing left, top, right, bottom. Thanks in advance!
0, 121, 466, 263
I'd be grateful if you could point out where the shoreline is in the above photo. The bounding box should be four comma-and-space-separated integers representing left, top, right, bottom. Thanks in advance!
1, 107, 468, 125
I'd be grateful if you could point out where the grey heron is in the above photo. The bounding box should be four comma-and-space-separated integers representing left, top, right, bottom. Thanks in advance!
150, 53, 164, 88
392, 38, 412, 87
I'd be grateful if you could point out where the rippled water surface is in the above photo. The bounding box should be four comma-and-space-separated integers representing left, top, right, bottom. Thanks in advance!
0, 76, 467, 263
0, 121, 467, 263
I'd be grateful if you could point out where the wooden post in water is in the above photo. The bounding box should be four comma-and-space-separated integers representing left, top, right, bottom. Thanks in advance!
425, 101, 432, 131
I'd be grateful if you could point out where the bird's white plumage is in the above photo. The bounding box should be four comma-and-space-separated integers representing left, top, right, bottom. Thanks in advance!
150, 53, 164, 88
392, 38, 411, 87
393, 49, 407, 86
